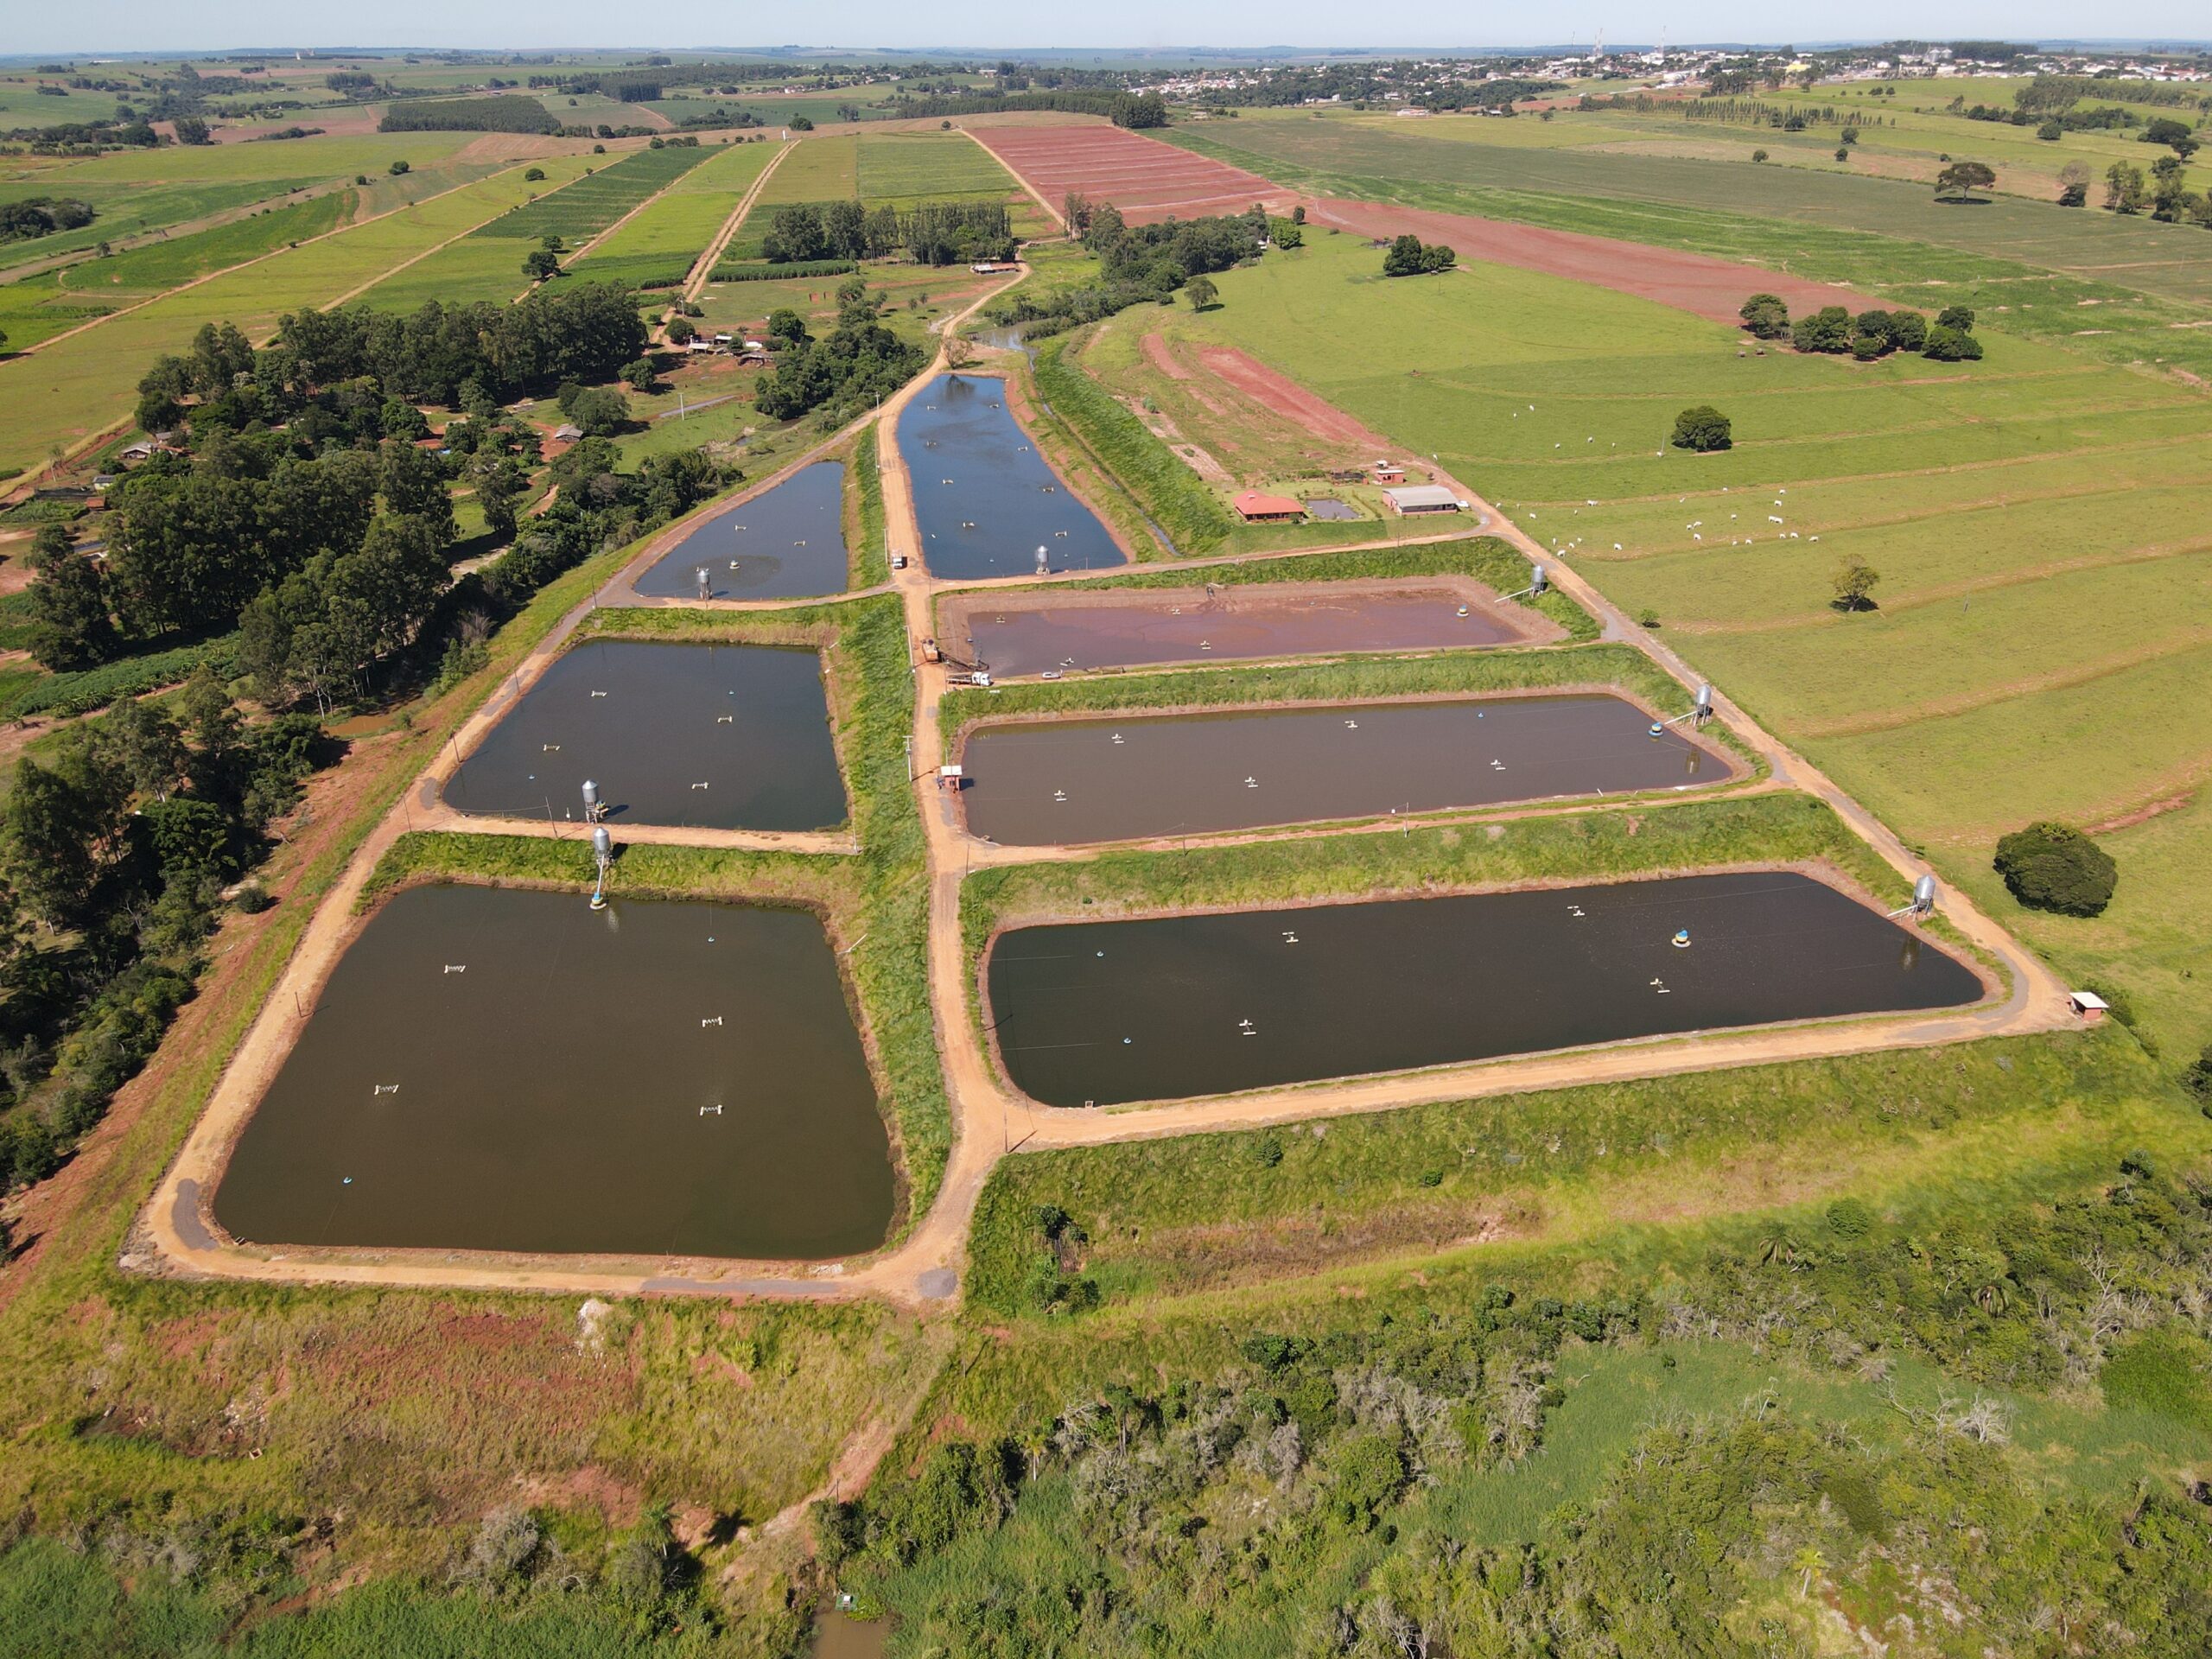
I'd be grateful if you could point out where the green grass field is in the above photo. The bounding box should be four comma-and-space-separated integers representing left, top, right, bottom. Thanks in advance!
0, 151, 601, 477
0, 132, 480, 272
568, 138, 779, 284
1169, 112, 2212, 315
346, 146, 711, 312
1094, 221, 2212, 1065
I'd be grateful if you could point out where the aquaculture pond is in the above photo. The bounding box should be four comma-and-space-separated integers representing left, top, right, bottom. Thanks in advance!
941, 582, 1535, 677
634, 461, 850, 600
986, 872, 1983, 1107
443, 640, 847, 832
213, 886, 895, 1258
960, 693, 1724, 846
898, 372, 1125, 578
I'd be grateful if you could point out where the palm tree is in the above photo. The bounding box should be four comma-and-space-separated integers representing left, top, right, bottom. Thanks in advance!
1794, 1543, 1826, 1599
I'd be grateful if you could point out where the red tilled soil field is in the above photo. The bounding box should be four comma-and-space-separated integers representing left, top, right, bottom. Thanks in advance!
972, 123, 1293, 224
1307, 198, 1875, 326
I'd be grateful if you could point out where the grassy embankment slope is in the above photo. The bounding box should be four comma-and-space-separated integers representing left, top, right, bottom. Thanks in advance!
1096, 217, 2212, 1067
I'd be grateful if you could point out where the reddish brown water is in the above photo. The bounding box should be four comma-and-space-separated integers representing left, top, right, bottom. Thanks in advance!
960, 693, 1721, 846
945, 586, 1526, 677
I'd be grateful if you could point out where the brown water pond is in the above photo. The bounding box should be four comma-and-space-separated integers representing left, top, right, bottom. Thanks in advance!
443, 640, 847, 832
959, 693, 1726, 846
940, 580, 1541, 677
213, 886, 895, 1258
986, 871, 1984, 1108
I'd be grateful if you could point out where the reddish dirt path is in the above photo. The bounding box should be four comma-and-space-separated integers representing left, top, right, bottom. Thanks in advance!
1306, 198, 1878, 326
1197, 346, 1395, 448
971, 123, 1292, 224
1141, 333, 1191, 381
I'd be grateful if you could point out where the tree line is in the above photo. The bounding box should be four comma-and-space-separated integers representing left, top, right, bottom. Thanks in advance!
0, 670, 337, 1202
987, 201, 1274, 338
1740, 293, 1985, 361
750, 279, 926, 423
760, 199, 1015, 267
884, 90, 1169, 129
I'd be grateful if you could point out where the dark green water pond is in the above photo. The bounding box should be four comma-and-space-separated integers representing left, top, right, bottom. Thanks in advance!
214, 886, 894, 1258
443, 640, 847, 832
987, 872, 1982, 1107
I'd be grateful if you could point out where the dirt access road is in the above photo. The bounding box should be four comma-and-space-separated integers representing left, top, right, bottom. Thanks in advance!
133, 257, 2071, 1312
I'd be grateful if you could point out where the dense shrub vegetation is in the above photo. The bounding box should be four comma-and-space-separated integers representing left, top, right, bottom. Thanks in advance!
0, 677, 337, 1196
838, 1157, 2212, 1654
1996, 819, 2120, 917
750, 278, 925, 422
986, 202, 1271, 337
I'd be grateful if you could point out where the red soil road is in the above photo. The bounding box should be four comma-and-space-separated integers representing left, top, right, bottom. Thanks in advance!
971, 123, 1293, 224
1306, 198, 1876, 326
1141, 333, 1192, 380
1196, 346, 1397, 449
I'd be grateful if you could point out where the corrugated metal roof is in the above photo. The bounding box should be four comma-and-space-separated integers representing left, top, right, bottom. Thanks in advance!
1384, 484, 1461, 509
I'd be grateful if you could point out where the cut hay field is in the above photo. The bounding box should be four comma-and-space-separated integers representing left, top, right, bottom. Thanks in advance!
0, 151, 602, 478
1101, 225, 2212, 1062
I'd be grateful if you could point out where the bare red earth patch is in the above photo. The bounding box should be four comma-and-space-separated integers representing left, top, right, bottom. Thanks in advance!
1307, 198, 1877, 326
1141, 333, 1192, 380
973, 122, 1291, 224
1195, 347, 1396, 449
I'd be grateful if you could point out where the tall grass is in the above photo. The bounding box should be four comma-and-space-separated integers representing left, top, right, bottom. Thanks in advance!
1031, 336, 1241, 557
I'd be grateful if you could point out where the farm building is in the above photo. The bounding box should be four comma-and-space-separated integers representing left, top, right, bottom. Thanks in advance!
1372, 461, 1406, 483
1382, 485, 1464, 515
1231, 490, 1306, 524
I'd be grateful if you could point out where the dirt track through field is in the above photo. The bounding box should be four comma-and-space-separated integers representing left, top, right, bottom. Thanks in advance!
1306, 197, 1881, 325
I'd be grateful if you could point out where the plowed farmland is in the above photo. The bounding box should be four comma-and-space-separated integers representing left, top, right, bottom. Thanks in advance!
970, 121, 1290, 223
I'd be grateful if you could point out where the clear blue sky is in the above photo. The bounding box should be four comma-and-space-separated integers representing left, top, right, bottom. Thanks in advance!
13, 3, 2208, 56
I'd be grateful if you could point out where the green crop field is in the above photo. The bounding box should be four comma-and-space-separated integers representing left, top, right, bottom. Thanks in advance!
0, 152, 601, 477
856, 130, 1020, 200
353, 143, 710, 311
0, 132, 480, 272
53, 189, 350, 297
1096, 222, 2212, 1063
570, 137, 778, 281
757, 132, 860, 206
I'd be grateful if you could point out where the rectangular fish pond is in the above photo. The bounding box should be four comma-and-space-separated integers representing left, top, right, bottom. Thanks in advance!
958, 693, 1731, 846
213, 885, 895, 1259
898, 372, 1126, 579
939, 580, 1545, 678
633, 461, 850, 600
443, 639, 848, 833
986, 871, 1986, 1108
